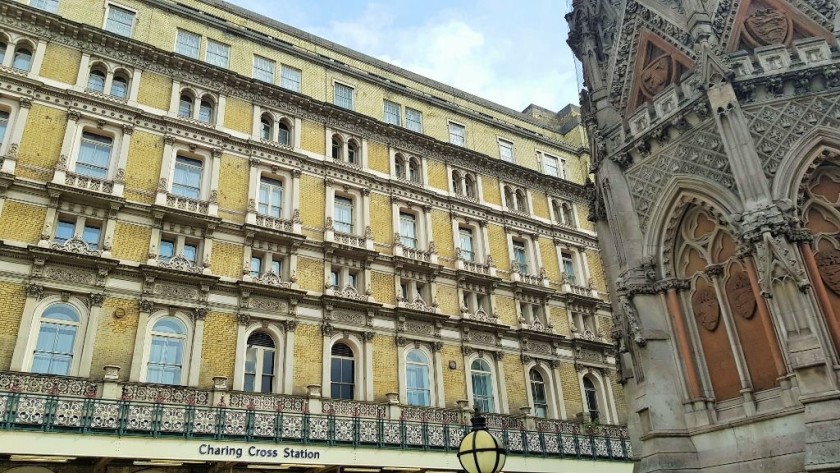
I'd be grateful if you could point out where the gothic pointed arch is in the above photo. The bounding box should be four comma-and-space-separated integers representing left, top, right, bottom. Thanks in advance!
771, 128, 840, 201
725, 0, 834, 51
627, 30, 695, 112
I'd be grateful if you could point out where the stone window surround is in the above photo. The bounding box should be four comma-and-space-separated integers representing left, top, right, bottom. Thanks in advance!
322, 332, 373, 401
447, 165, 482, 200
155, 138, 221, 215
129, 308, 204, 386
168, 80, 226, 126
251, 106, 301, 149
324, 178, 371, 242
0, 30, 46, 77
389, 148, 427, 184
243, 242, 295, 284
391, 199, 433, 252
451, 216, 490, 264
246, 159, 301, 228
577, 368, 618, 424
556, 244, 591, 288
74, 53, 141, 103
10, 293, 101, 379
0, 95, 31, 177
325, 127, 366, 167
522, 360, 567, 420
53, 113, 130, 196
232, 320, 295, 394
507, 231, 543, 278
397, 343, 445, 408
464, 352, 508, 414
501, 182, 533, 213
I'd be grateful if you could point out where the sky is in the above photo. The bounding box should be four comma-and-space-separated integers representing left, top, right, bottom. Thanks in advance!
225, 0, 580, 112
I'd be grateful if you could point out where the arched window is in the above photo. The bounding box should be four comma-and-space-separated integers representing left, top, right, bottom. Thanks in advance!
562, 203, 574, 225
277, 121, 290, 146
111, 73, 129, 99
258, 177, 283, 218
471, 358, 496, 413
245, 332, 275, 393
260, 115, 272, 140
347, 140, 359, 164
198, 98, 214, 124
178, 94, 193, 118
409, 158, 420, 183
76, 132, 113, 179
583, 376, 599, 422
394, 154, 405, 179
147, 317, 187, 385
530, 370, 548, 418
331, 342, 355, 400
504, 187, 514, 209
32, 304, 81, 375
87, 69, 106, 93
452, 171, 462, 194
465, 174, 476, 198
331, 135, 342, 160
515, 190, 527, 212
406, 349, 431, 406
12, 46, 32, 72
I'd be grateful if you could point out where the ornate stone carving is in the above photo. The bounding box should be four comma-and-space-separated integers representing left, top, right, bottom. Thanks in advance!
254, 271, 292, 288
237, 312, 251, 326
50, 237, 101, 257
640, 55, 672, 98
743, 8, 791, 47
250, 297, 288, 313
816, 248, 840, 295
25, 283, 44, 300
158, 255, 204, 274
333, 311, 366, 326
725, 270, 756, 319
139, 299, 155, 313
155, 283, 198, 299
692, 285, 720, 331
43, 266, 97, 285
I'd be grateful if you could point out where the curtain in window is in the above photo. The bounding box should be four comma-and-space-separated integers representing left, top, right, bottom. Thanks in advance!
172, 157, 202, 199
206, 41, 229, 68
530, 370, 548, 418
583, 377, 600, 422
82, 225, 100, 250
406, 350, 431, 406
513, 243, 529, 275
253, 56, 275, 83
459, 230, 474, 261
259, 178, 283, 218
147, 318, 186, 385
32, 305, 80, 376
281, 66, 301, 92
471, 367, 495, 413
334, 197, 353, 233
400, 214, 417, 248
76, 133, 112, 179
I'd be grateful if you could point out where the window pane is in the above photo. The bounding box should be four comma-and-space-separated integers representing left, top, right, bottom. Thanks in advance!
459, 229, 474, 261
334, 83, 354, 110
253, 55, 275, 83
405, 108, 422, 133
105, 5, 135, 37
544, 155, 559, 177
513, 242, 528, 274
31, 0, 59, 13
448, 123, 465, 146
13, 49, 32, 72
259, 178, 283, 218
0, 111, 8, 146
206, 40, 230, 68
384, 100, 401, 126
173, 156, 202, 199
250, 256, 261, 277
87, 70, 106, 93
399, 213, 417, 249
110, 76, 128, 99
76, 132, 112, 179
198, 101, 213, 123
55, 220, 75, 243
277, 123, 290, 146
82, 225, 100, 250
270, 260, 281, 275
334, 197, 353, 233
175, 30, 201, 59
178, 96, 193, 118
182, 244, 197, 263
499, 140, 514, 162
159, 240, 175, 260
280, 65, 301, 92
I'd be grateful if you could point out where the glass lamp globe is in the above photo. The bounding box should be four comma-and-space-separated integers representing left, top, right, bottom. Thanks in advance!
457, 426, 507, 473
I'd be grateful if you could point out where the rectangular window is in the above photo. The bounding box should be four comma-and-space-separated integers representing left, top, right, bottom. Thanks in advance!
175, 29, 201, 59
543, 154, 560, 177
334, 83, 354, 110
459, 228, 475, 262
513, 241, 529, 275
253, 55, 275, 83
206, 40, 230, 68
172, 156, 203, 199
55, 220, 75, 243
250, 257, 261, 278
405, 108, 422, 133
399, 213, 417, 249
448, 122, 465, 146
562, 252, 576, 285
182, 243, 198, 263
0, 111, 8, 146
384, 100, 401, 126
499, 139, 514, 163
270, 259, 281, 275
329, 270, 339, 288
280, 65, 302, 92
258, 177, 283, 218
105, 5, 135, 37
159, 239, 175, 261
76, 132, 113, 179
30, 0, 59, 13
82, 224, 101, 250
333, 196, 353, 234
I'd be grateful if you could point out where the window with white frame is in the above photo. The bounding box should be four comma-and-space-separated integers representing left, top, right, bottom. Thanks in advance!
111, 72, 129, 99
329, 266, 360, 291
54, 215, 102, 250
172, 156, 203, 199
159, 235, 200, 265
399, 212, 417, 249
406, 349, 431, 406
12, 44, 33, 72
399, 278, 428, 304
334, 82, 354, 110
470, 358, 496, 413
513, 240, 529, 275
405, 108, 422, 133
553, 200, 576, 226
543, 153, 565, 179
448, 122, 465, 146
347, 140, 359, 164
330, 342, 355, 400
583, 376, 600, 422
0, 111, 8, 147
30, 0, 59, 13
146, 317, 187, 385
280, 65, 301, 92
31, 304, 82, 375
87, 68, 106, 93
175, 29, 201, 59
530, 369, 549, 418
178, 93, 193, 118
206, 40, 230, 68
561, 251, 576, 285
520, 300, 546, 326
278, 121, 291, 146
244, 331, 276, 393
499, 139, 514, 163
105, 4, 135, 37
333, 196, 354, 234
459, 227, 475, 262
198, 98, 215, 124
462, 289, 490, 314
76, 132, 113, 179
86, 65, 131, 99
408, 157, 421, 184
258, 177, 283, 218
253, 55, 275, 83
176, 91, 216, 124
250, 253, 282, 279
384, 100, 401, 126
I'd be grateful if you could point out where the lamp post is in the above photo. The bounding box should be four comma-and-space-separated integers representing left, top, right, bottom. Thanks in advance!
457, 407, 507, 473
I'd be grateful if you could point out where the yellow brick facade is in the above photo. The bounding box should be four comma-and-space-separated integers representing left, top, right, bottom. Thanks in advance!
199, 312, 238, 386
0, 282, 25, 370
40, 43, 81, 84
137, 71, 173, 110
292, 323, 323, 395
299, 174, 325, 229
367, 141, 389, 174
0, 201, 46, 244
124, 130, 163, 204
300, 120, 325, 155
482, 175, 502, 206
426, 159, 448, 191
371, 271, 395, 306
224, 97, 253, 135
111, 222, 152, 262
373, 334, 398, 400
495, 295, 518, 326
210, 241, 244, 278
296, 256, 324, 292
441, 345, 466, 405
89, 297, 140, 380
539, 237, 561, 281
532, 191, 551, 219
368, 192, 392, 250
486, 224, 509, 271
430, 210, 454, 259
435, 283, 459, 317
503, 356, 528, 411
217, 153, 249, 223
17, 104, 66, 178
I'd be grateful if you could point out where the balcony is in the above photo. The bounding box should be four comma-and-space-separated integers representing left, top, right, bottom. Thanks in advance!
154, 181, 220, 223
0, 371, 632, 462
48, 167, 126, 206
393, 237, 440, 274
455, 250, 499, 285
244, 205, 304, 246
325, 284, 374, 303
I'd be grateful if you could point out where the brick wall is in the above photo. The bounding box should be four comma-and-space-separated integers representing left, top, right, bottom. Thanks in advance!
199, 312, 238, 387
217, 153, 249, 224
17, 104, 66, 181
137, 71, 172, 110
89, 297, 140, 380
124, 130, 163, 205
367, 141, 389, 174
371, 271, 395, 306
111, 222, 152, 262
40, 43, 80, 84
0, 201, 46, 244
373, 334, 398, 400
211, 241, 243, 278
292, 323, 323, 395
0, 282, 25, 371
299, 174, 324, 229
296, 256, 324, 293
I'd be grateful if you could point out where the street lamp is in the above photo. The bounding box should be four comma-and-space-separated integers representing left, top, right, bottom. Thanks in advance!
457, 407, 507, 473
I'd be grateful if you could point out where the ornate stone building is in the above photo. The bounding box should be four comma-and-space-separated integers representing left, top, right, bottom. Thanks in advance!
0, 1, 631, 472
567, 0, 840, 471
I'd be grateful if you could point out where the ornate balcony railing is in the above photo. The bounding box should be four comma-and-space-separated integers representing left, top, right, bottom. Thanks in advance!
0, 391, 632, 461
64, 171, 115, 194
166, 193, 210, 214
253, 271, 294, 289
397, 295, 437, 313
254, 214, 294, 232
158, 255, 204, 274
50, 237, 102, 257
